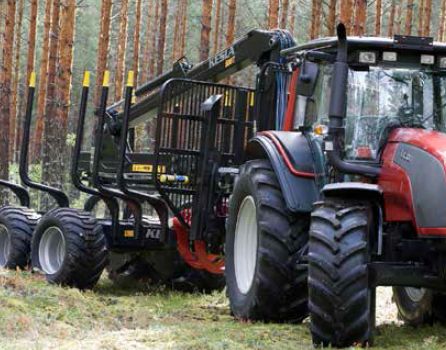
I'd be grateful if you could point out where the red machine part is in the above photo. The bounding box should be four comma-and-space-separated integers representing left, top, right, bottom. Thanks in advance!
283, 68, 300, 131
378, 128, 446, 236
172, 210, 224, 275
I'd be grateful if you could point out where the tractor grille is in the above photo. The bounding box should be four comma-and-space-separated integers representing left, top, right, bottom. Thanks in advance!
152, 79, 255, 224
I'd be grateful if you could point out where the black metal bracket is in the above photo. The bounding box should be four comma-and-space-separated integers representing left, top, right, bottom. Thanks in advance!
0, 180, 30, 207
71, 73, 120, 233
20, 76, 70, 208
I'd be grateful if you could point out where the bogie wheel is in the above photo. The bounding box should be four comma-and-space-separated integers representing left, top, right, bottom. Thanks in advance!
31, 208, 108, 289
226, 159, 309, 322
0, 206, 40, 269
393, 287, 446, 325
308, 199, 375, 347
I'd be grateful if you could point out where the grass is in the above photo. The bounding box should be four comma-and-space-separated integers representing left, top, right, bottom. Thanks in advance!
0, 270, 445, 349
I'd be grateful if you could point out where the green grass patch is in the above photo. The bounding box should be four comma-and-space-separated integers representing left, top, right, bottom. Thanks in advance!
0, 270, 445, 349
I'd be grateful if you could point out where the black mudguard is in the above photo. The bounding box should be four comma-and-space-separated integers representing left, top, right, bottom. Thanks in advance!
246, 131, 320, 213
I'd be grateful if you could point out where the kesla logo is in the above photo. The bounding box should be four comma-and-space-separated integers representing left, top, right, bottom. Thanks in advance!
400, 150, 413, 163
209, 47, 235, 68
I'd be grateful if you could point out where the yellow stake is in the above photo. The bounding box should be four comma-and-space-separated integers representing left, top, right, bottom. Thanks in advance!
83, 71, 91, 87
103, 70, 110, 87
29, 72, 36, 88
127, 70, 135, 87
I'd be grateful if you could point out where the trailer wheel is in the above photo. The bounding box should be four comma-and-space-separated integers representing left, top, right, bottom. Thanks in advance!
31, 208, 108, 289
226, 160, 309, 322
308, 200, 374, 347
0, 207, 39, 269
393, 287, 446, 325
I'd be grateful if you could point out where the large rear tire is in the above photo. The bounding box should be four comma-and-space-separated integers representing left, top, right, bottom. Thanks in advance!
226, 159, 309, 322
308, 200, 374, 347
31, 208, 108, 289
0, 206, 39, 269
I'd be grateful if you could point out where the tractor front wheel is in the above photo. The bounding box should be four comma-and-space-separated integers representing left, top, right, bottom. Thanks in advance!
308, 200, 375, 347
226, 159, 309, 322
31, 208, 108, 289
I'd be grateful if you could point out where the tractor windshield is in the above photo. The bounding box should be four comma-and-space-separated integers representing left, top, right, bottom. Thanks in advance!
313, 65, 446, 160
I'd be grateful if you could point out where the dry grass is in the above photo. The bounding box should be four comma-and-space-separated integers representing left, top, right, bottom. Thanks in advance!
0, 270, 445, 349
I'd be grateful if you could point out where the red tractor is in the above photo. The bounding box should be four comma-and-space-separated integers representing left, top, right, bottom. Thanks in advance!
227, 24, 446, 347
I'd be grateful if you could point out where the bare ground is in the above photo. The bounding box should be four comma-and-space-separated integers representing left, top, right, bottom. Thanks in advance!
0, 270, 445, 349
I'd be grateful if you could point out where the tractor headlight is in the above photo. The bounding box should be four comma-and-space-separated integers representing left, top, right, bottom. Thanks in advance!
421, 54, 435, 65
359, 51, 376, 64
383, 51, 397, 62
439, 57, 446, 68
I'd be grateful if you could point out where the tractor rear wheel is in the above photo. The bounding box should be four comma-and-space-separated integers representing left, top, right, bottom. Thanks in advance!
393, 287, 446, 325
226, 159, 309, 322
31, 208, 108, 289
0, 206, 39, 269
308, 200, 374, 347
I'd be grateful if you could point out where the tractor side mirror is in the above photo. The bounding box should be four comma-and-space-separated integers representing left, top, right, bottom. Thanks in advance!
296, 60, 319, 97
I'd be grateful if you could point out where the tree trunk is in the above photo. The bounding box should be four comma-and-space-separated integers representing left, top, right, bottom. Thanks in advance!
375, 0, 381, 35
327, 0, 337, 36
94, 0, 112, 108
280, 0, 290, 28
56, 0, 76, 134
26, 0, 38, 88
179, 0, 188, 57
149, 0, 160, 78
289, 1, 297, 34
405, 0, 414, 35
226, 0, 237, 46
439, 0, 446, 41
10, 0, 24, 161
199, 0, 212, 61
387, 0, 396, 37
115, 0, 129, 101
340, 0, 353, 34
157, 0, 168, 75
423, 0, 431, 36
33, 0, 53, 161
41, 0, 61, 189
0, 0, 16, 181
394, 1, 402, 35
133, 0, 142, 85
418, 0, 424, 36
354, 0, 367, 36
268, 0, 279, 29
212, 0, 222, 55
141, 0, 152, 82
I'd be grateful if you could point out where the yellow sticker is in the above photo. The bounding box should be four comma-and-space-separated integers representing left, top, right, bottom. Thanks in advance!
132, 164, 166, 173
124, 230, 135, 238
224, 56, 235, 68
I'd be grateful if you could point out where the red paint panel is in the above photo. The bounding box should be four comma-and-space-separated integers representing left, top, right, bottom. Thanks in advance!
283, 69, 299, 131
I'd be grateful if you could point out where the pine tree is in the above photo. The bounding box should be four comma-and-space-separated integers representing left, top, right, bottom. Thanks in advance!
212, 0, 222, 55
157, 0, 168, 75
405, 0, 414, 35
133, 0, 142, 85
95, 0, 112, 108
200, 0, 213, 61
115, 0, 129, 101
268, 0, 279, 29
387, 0, 396, 37
327, 0, 337, 36
354, 0, 367, 36
0, 0, 16, 181
280, 0, 290, 28
423, 0, 432, 36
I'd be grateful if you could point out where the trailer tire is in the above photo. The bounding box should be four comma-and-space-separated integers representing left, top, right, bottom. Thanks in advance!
308, 200, 374, 347
226, 159, 309, 322
393, 287, 446, 325
31, 208, 108, 290
0, 206, 39, 269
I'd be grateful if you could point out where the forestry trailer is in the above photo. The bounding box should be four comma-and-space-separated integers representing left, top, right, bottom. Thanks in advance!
3, 23, 446, 346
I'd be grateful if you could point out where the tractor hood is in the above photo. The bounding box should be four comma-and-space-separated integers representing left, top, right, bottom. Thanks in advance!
387, 128, 446, 167
380, 128, 446, 235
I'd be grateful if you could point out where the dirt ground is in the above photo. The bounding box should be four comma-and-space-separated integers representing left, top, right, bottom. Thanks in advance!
0, 270, 445, 350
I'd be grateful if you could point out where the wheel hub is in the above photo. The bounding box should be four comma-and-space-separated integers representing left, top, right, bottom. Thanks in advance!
234, 195, 258, 294
39, 227, 66, 275
405, 287, 427, 303
0, 224, 10, 267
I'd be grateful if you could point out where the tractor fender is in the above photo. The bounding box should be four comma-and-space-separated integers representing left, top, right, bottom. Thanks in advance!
322, 182, 383, 203
246, 131, 319, 213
